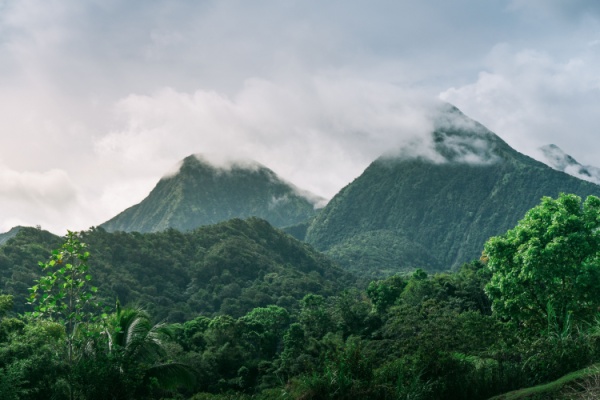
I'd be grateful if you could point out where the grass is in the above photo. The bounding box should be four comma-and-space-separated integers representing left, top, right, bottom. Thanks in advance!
488, 364, 600, 400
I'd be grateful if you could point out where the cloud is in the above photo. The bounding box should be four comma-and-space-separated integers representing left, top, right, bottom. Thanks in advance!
1, 0, 600, 234
95, 74, 438, 200
379, 104, 505, 165
0, 164, 91, 233
0, 167, 75, 203
440, 44, 600, 166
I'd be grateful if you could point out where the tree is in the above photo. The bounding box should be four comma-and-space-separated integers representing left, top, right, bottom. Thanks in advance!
299, 294, 332, 340
27, 231, 101, 400
484, 193, 600, 332
366, 275, 406, 313
239, 305, 289, 359
27, 231, 100, 355
105, 304, 196, 396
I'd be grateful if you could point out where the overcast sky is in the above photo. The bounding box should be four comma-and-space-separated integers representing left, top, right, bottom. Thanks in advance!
1, 0, 599, 234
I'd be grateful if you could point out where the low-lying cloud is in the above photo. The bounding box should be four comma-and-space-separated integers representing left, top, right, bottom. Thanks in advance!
95, 75, 440, 201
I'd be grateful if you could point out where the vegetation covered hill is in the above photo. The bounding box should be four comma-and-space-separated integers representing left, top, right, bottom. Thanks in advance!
0, 218, 353, 321
305, 106, 600, 275
101, 154, 323, 233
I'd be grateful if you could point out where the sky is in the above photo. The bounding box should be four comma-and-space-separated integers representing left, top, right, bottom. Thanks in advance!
1, 0, 600, 234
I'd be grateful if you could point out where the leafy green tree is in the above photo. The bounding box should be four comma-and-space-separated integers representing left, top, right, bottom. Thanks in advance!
484, 193, 600, 332
27, 231, 100, 361
333, 289, 373, 338
299, 294, 332, 340
239, 305, 289, 360
366, 275, 406, 313
0, 318, 67, 400
26, 231, 103, 400
0, 294, 23, 342
201, 314, 250, 390
279, 323, 307, 377
0, 295, 13, 318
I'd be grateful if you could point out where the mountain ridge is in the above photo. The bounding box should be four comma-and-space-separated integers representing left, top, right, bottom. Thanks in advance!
0, 218, 354, 320
101, 154, 324, 233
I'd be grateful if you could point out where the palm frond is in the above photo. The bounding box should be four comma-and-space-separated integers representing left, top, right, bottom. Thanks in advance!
146, 362, 197, 390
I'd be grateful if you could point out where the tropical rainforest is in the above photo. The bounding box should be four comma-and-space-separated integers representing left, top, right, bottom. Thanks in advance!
1, 193, 600, 399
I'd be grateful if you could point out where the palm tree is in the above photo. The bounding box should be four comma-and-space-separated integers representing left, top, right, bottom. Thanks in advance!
105, 303, 195, 395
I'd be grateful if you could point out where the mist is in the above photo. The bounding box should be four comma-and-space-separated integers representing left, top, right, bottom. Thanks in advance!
1, 0, 599, 233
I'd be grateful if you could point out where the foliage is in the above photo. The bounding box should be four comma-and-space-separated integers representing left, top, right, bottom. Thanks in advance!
5, 193, 600, 398
25, 231, 104, 399
0, 218, 354, 320
104, 304, 196, 396
0, 233, 195, 399
27, 231, 100, 339
484, 193, 600, 332
366, 274, 406, 313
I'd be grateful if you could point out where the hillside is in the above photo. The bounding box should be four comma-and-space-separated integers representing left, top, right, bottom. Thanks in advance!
0, 219, 354, 321
101, 154, 323, 233
305, 106, 600, 275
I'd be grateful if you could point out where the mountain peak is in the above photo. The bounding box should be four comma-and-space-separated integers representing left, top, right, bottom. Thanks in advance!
537, 144, 580, 170
162, 153, 269, 180
535, 144, 600, 185
306, 109, 600, 275
101, 154, 323, 233
383, 104, 513, 165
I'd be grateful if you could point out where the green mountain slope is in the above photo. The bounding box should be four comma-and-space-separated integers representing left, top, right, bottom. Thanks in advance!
305, 106, 600, 275
101, 154, 323, 233
0, 219, 354, 321
0, 226, 24, 246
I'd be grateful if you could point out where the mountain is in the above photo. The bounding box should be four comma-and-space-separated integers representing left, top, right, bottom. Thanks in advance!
305, 105, 600, 276
0, 219, 354, 320
0, 226, 24, 246
535, 144, 600, 185
101, 154, 324, 233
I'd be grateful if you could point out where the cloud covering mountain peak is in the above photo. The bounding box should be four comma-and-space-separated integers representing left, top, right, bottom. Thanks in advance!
381, 104, 509, 165
535, 144, 600, 185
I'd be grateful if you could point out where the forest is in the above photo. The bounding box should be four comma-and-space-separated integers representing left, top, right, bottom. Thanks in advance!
2, 193, 600, 399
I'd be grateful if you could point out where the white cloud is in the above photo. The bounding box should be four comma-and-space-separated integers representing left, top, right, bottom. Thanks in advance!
440, 44, 600, 166
1, 0, 600, 234
0, 165, 91, 233
95, 75, 438, 200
